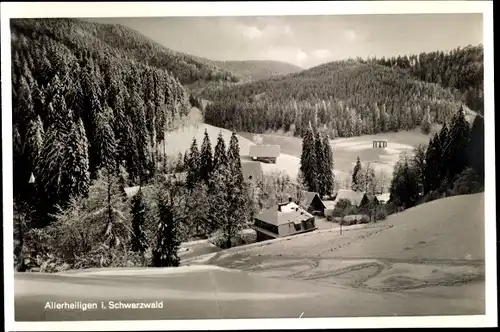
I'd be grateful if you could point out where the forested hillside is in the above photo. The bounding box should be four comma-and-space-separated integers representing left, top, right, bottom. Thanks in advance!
202, 60, 468, 138
367, 45, 484, 114
214, 60, 303, 81
11, 18, 239, 85
11, 18, 203, 226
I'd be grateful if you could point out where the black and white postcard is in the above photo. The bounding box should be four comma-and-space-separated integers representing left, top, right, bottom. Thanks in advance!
2, 1, 496, 331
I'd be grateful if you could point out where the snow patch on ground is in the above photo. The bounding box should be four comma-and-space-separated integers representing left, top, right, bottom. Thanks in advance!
57, 265, 233, 276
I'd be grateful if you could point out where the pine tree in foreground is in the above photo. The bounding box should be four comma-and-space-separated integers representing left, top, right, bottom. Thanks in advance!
224, 132, 248, 248
351, 156, 362, 192
213, 131, 228, 171
424, 134, 441, 194
322, 133, 335, 197
466, 114, 484, 180
199, 129, 213, 184
131, 188, 148, 253
62, 118, 91, 202
314, 131, 326, 196
227, 132, 244, 187
153, 185, 181, 267
300, 122, 318, 192
442, 106, 471, 182
186, 138, 200, 190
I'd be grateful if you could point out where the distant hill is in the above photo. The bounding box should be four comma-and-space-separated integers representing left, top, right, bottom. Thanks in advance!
11, 18, 239, 85
202, 59, 469, 138
366, 45, 484, 114
214, 60, 303, 81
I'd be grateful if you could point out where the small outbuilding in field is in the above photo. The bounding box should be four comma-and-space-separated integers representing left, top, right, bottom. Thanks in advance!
249, 144, 281, 163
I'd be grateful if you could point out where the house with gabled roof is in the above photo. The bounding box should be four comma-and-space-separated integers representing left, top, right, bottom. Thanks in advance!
326, 189, 380, 220
249, 144, 280, 163
253, 198, 317, 242
302, 191, 327, 216
333, 189, 367, 207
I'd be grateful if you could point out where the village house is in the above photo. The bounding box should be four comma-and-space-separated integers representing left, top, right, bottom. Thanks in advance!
253, 198, 317, 242
241, 161, 264, 183
249, 144, 281, 163
302, 191, 327, 216
325, 189, 379, 219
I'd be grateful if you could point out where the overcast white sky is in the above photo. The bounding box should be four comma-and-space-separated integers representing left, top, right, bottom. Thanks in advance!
91, 14, 483, 68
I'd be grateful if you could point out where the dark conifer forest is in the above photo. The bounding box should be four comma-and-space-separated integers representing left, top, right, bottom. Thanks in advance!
201, 46, 483, 138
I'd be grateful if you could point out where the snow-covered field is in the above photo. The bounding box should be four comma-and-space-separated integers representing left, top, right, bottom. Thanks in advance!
201, 193, 485, 305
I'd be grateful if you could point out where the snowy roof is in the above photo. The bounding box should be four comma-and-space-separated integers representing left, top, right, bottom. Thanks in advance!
303, 191, 326, 209
334, 189, 366, 206
255, 202, 314, 226
249, 144, 281, 158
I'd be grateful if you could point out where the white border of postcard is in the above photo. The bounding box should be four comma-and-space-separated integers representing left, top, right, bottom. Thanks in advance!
1, 1, 496, 330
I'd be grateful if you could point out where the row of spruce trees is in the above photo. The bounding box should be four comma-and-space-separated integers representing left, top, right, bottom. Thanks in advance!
388, 106, 484, 210
16, 129, 253, 271
299, 122, 335, 197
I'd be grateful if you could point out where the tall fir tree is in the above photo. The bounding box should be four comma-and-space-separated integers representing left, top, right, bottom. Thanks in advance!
94, 106, 117, 173
412, 144, 427, 195
213, 131, 228, 171
314, 131, 326, 196
351, 156, 362, 192
442, 106, 471, 182
227, 132, 244, 188
131, 188, 148, 253
199, 129, 213, 184
436, 123, 450, 181
423, 134, 441, 194
24, 115, 45, 174
322, 134, 335, 196
224, 132, 248, 248
186, 138, 200, 190
152, 186, 181, 267
208, 163, 232, 248
466, 114, 484, 180
62, 118, 91, 202
300, 122, 318, 192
